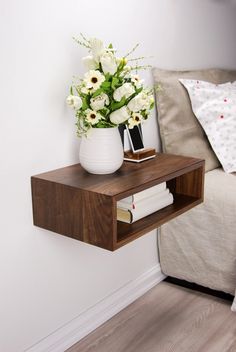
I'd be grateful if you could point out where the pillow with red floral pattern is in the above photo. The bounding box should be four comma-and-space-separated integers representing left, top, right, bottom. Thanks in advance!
179, 79, 236, 173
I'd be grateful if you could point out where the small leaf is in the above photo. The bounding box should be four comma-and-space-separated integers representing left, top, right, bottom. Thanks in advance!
150, 101, 155, 109
135, 87, 143, 94
105, 73, 111, 81
141, 110, 147, 118
101, 82, 111, 89
111, 77, 119, 90
100, 107, 109, 116
70, 86, 73, 95
82, 97, 89, 111
116, 58, 127, 73
75, 86, 80, 95
92, 88, 103, 98
111, 97, 126, 111
125, 87, 143, 105
96, 120, 115, 128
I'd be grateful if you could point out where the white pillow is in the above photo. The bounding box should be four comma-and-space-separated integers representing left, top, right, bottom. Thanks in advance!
179, 79, 236, 173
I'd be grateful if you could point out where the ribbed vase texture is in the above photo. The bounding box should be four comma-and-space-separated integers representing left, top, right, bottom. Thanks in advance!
79, 127, 124, 174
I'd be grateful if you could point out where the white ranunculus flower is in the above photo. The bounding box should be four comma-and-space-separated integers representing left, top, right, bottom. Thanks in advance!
66, 95, 82, 110
128, 112, 143, 129
110, 106, 130, 125
89, 38, 105, 61
85, 109, 102, 125
90, 93, 109, 111
82, 55, 98, 70
100, 52, 117, 75
113, 83, 135, 102
84, 70, 105, 91
127, 92, 151, 112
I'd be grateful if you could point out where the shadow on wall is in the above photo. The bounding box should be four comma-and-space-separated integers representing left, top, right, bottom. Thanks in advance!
212, 0, 236, 6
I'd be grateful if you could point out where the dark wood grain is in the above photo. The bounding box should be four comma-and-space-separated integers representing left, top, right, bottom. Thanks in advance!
174, 165, 205, 199
31, 178, 115, 250
33, 153, 204, 199
31, 153, 205, 251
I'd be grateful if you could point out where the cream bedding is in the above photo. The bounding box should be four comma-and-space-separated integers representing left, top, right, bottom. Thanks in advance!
158, 168, 236, 310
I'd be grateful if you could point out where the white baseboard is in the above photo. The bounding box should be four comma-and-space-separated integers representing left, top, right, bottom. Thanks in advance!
25, 264, 165, 352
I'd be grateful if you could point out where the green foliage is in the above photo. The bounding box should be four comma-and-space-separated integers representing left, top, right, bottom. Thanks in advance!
105, 73, 111, 81
81, 96, 89, 111
92, 88, 103, 98
150, 101, 155, 110
101, 81, 111, 89
111, 77, 119, 90
110, 97, 126, 111
73, 35, 90, 49
99, 107, 110, 116
95, 120, 115, 128
67, 35, 156, 136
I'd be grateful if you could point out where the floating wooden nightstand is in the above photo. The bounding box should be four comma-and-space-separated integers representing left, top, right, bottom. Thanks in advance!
31, 153, 205, 251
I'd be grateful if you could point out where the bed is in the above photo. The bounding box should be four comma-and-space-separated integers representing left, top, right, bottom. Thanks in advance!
152, 67, 236, 311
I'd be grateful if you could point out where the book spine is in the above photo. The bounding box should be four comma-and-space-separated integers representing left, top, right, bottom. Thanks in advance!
132, 193, 174, 223
117, 202, 135, 210
120, 182, 167, 204
133, 182, 167, 202
117, 189, 170, 210
117, 193, 174, 224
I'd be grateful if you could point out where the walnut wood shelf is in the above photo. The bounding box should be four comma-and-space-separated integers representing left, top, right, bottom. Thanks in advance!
31, 153, 205, 251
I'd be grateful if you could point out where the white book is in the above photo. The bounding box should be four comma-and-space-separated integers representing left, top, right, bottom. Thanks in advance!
117, 189, 170, 210
117, 192, 174, 224
119, 182, 167, 204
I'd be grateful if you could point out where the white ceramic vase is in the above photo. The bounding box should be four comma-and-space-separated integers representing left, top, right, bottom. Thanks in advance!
79, 127, 124, 174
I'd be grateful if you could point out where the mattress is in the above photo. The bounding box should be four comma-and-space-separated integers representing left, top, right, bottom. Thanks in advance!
159, 168, 236, 306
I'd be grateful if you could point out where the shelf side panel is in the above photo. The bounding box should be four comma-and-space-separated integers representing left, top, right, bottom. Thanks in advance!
31, 177, 84, 241
31, 177, 115, 250
81, 190, 115, 251
173, 165, 205, 199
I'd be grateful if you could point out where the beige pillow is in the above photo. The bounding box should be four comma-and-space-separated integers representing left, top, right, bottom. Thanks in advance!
152, 68, 236, 171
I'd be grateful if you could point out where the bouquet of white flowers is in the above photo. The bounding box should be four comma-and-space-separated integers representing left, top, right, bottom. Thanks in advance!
67, 34, 155, 136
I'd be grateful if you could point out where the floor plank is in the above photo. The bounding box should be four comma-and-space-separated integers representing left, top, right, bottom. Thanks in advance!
67, 282, 236, 352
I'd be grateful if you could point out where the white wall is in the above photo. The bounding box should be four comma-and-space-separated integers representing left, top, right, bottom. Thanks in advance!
0, 0, 235, 351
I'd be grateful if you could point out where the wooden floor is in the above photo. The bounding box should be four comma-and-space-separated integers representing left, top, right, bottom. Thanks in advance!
67, 282, 236, 352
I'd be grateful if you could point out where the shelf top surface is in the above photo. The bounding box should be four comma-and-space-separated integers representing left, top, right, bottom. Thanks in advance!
32, 153, 204, 198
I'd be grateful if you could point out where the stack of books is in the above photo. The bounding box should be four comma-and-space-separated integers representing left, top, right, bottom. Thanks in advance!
117, 182, 174, 224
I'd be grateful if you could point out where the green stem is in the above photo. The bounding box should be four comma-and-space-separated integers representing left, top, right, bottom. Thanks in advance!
124, 43, 139, 58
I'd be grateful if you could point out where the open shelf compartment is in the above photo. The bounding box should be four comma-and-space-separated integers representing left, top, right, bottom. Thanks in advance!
116, 194, 200, 248
115, 165, 204, 249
